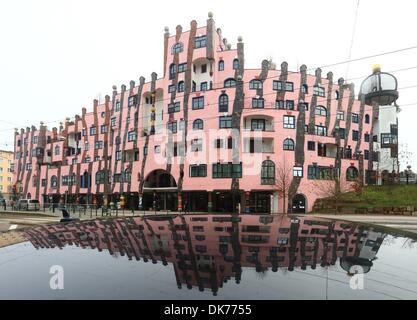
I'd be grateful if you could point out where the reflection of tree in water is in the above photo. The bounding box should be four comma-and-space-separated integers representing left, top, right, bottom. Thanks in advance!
382, 236, 397, 246
402, 238, 417, 249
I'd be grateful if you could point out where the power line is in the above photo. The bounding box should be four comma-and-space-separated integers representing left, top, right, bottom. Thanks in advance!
2, 45, 417, 134
345, 0, 361, 80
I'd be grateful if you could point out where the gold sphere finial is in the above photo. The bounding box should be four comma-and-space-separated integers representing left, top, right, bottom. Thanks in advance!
373, 64, 381, 73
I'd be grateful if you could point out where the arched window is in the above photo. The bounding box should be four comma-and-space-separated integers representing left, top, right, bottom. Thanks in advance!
178, 81, 185, 92
51, 175, 57, 188
123, 169, 131, 183
233, 58, 239, 70
249, 79, 263, 90
169, 63, 177, 80
80, 171, 90, 188
172, 42, 183, 54
218, 60, 224, 71
365, 114, 370, 124
193, 119, 204, 130
301, 84, 308, 94
115, 136, 121, 145
346, 166, 359, 181
315, 105, 327, 116
224, 78, 236, 88
283, 138, 295, 151
219, 93, 229, 112
54, 145, 60, 155
96, 170, 105, 184
261, 160, 275, 185
335, 90, 340, 100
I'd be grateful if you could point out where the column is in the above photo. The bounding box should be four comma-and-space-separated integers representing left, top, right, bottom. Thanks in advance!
208, 192, 213, 212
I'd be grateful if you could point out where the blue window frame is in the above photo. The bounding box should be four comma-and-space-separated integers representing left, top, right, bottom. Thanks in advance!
192, 96, 205, 110
194, 35, 207, 48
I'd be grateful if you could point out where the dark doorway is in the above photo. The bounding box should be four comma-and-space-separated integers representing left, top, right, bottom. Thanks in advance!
213, 191, 240, 213
184, 192, 208, 212
250, 192, 272, 213
291, 194, 306, 213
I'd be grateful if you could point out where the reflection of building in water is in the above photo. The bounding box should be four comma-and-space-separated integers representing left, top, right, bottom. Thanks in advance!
25, 215, 386, 295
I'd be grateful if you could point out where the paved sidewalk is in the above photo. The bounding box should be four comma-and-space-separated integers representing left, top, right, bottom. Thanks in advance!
312, 214, 417, 234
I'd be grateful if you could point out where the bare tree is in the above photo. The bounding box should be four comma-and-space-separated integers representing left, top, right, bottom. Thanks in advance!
274, 161, 292, 214
312, 176, 356, 213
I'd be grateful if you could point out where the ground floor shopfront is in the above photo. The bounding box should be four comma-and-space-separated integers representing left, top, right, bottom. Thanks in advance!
39, 189, 305, 213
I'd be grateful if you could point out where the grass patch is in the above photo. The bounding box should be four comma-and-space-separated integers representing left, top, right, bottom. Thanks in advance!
325, 184, 417, 208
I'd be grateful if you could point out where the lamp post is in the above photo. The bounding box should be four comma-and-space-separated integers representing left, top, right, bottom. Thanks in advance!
406, 165, 412, 185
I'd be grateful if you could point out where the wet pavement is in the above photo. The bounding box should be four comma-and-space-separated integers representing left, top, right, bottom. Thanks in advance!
0, 214, 417, 299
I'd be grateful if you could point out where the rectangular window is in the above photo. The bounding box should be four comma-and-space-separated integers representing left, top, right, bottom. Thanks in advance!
115, 150, 121, 161
364, 133, 370, 142
94, 141, 103, 149
215, 139, 223, 149
307, 141, 315, 151
364, 150, 370, 160
318, 143, 327, 157
115, 101, 121, 112
128, 95, 137, 107
201, 64, 207, 73
352, 113, 359, 123
111, 117, 116, 127
212, 162, 242, 178
273, 80, 283, 91
154, 145, 161, 154
273, 81, 293, 91
251, 119, 265, 131
194, 35, 207, 48
307, 165, 338, 180
337, 111, 345, 120
283, 115, 295, 129
113, 174, 122, 183
200, 82, 208, 91
352, 130, 359, 141
293, 166, 303, 177
381, 133, 397, 147
285, 82, 294, 91
315, 125, 327, 136
168, 102, 180, 113
252, 98, 264, 108
219, 116, 232, 128
26, 163, 32, 171
191, 139, 203, 152
178, 63, 187, 73
192, 96, 205, 110
276, 100, 285, 109
190, 164, 207, 177
90, 126, 96, 135
286, 100, 294, 110
168, 85, 176, 93
128, 131, 137, 142
338, 128, 346, 139
100, 125, 108, 134
313, 86, 325, 97
167, 121, 177, 134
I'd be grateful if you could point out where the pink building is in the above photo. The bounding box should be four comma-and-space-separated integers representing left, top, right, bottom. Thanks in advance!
12, 14, 378, 213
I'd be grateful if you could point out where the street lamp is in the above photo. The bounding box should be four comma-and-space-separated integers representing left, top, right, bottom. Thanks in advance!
406, 165, 412, 185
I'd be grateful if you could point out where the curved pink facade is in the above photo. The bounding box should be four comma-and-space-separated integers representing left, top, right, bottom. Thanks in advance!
12, 16, 376, 213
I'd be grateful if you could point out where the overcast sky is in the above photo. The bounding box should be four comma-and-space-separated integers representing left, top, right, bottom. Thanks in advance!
0, 0, 416, 169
